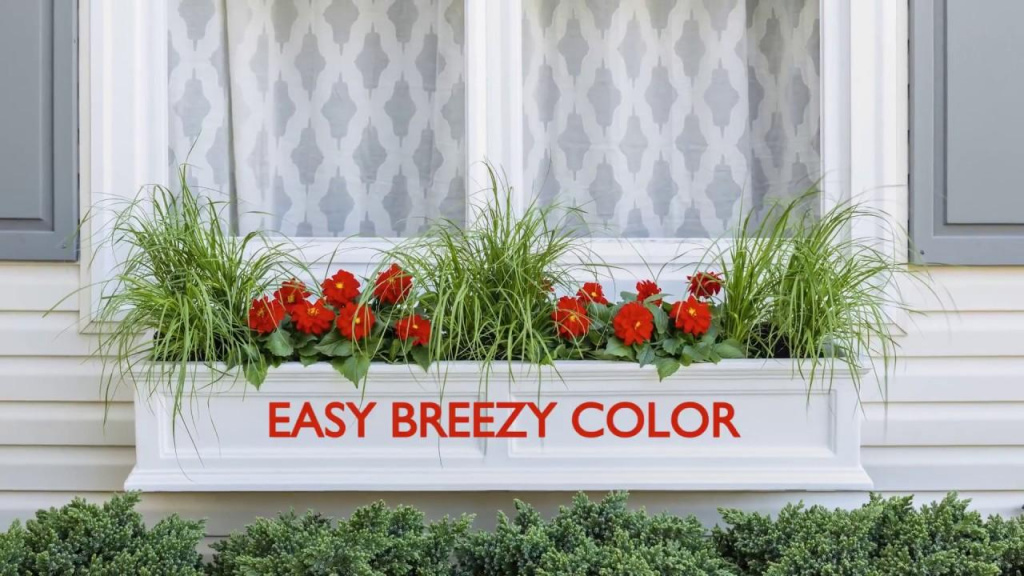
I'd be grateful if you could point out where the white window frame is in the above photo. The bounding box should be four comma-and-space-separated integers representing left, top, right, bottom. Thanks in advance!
79, 0, 908, 330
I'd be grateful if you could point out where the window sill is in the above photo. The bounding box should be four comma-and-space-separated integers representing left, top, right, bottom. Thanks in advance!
126, 360, 871, 492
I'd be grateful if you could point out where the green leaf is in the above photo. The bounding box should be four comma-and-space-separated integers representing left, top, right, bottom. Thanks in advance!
315, 331, 353, 358
410, 346, 431, 372
714, 339, 746, 359
681, 345, 697, 367
336, 355, 371, 387
654, 357, 681, 381
648, 304, 669, 334
637, 343, 655, 367
620, 291, 638, 302
590, 303, 612, 324
244, 362, 267, 388
266, 329, 294, 357
552, 343, 567, 360
695, 340, 712, 357
604, 337, 632, 358
662, 337, 681, 355
298, 354, 319, 367
296, 341, 319, 357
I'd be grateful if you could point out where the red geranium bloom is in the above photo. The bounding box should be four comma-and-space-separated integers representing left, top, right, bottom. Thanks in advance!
395, 314, 431, 346
688, 271, 723, 299
551, 296, 590, 339
274, 279, 311, 312
671, 296, 712, 337
577, 282, 609, 305
613, 301, 654, 346
636, 280, 663, 306
291, 299, 336, 336
373, 264, 412, 305
336, 302, 376, 341
322, 269, 361, 308
248, 296, 286, 334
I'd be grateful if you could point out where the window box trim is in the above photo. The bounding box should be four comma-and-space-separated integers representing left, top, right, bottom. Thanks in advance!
126, 360, 871, 492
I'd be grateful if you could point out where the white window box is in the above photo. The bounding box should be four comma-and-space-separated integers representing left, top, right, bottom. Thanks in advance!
125, 360, 871, 492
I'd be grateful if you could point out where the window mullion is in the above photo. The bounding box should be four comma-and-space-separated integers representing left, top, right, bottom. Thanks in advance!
465, 0, 524, 222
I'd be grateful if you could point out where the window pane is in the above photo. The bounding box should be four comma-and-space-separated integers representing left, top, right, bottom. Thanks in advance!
522, 0, 821, 238
168, 0, 466, 237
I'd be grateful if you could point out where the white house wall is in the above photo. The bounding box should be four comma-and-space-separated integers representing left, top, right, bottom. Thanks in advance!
0, 261, 1021, 537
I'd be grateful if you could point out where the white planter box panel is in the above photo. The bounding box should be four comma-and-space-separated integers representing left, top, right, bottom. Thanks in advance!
125, 360, 871, 492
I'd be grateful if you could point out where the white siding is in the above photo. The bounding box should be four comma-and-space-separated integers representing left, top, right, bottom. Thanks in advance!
0, 261, 1021, 536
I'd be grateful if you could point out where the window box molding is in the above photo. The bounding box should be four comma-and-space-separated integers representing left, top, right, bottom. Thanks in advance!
126, 360, 871, 492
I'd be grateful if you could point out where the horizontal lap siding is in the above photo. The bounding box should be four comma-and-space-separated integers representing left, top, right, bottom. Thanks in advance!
0, 262, 1021, 533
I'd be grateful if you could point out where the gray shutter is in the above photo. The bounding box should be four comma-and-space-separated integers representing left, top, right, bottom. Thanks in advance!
911, 0, 1024, 265
0, 0, 78, 261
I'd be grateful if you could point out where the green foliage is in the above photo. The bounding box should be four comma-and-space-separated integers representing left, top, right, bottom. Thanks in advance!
0, 492, 204, 575
65, 167, 305, 423
714, 493, 1002, 576
382, 164, 594, 369
988, 514, 1024, 576
208, 502, 472, 576
3, 491, 1022, 575
706, 190, 931, 394
453, 492, 734, 576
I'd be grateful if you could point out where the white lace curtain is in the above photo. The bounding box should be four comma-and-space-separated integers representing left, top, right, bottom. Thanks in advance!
169, 0, 819, 239
169, 0, 466, 237
523, 0, 821, 237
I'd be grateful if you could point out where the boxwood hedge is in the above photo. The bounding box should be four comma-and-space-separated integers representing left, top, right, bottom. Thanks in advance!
1, 491, 1021, 575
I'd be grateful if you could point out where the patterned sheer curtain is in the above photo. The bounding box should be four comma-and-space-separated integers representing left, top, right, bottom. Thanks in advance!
523, 0, 821, 238
168, 0, 466, 238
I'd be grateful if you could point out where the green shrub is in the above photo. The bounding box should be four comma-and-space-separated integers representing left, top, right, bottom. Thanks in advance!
208, 501, 471, 576
2, 491, 1020, 574
714, 493, 1002, 576
988, 513, 1024, 576
0, 492, 204, 576
453, 492, 734, 576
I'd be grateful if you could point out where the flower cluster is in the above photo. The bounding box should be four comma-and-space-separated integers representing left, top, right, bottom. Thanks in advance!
248, 264, 431, 345
541, 271, 738, 377
247, 263, 736, 384
550, 272, 723, 346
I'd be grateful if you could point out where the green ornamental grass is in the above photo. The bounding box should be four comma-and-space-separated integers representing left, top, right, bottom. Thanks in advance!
70, 166, 305, 424
380, 165, 596, 371
704, 190, 930, 395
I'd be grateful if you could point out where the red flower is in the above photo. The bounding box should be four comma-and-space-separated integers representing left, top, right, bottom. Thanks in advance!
373, 264, 412, 305
274, 279, 311, 312
336, 302, 376, 341
636, 280, 663, 306
671, 296, 712, 337
248, 296, 286, 335
577, 282, 609, 305
688, 272, 723, 299
395, 314, 431, 346
613, 301, 654, 346
291, 299, 336, 336
551, 296, 590, 339
322, 269, 361, 308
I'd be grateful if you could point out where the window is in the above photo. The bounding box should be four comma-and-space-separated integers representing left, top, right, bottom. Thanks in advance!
166, 0, 822, 255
